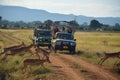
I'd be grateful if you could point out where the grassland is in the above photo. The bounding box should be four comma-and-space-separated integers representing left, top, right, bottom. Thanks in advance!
0, 29, 120, 80
74, 31, 120, 68
0, 29, 54, 80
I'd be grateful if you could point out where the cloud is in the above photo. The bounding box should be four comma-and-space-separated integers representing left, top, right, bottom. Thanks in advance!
72, 3, 120, 17
0, 0, 120, 17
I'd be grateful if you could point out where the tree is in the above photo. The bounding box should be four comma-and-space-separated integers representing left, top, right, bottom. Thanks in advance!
33, 21, 43, 26
89, 19, 102, 30
0, 16, 2, 21
113, 23, 120, 31
44, 20, 53, 26
115, 23, 120, 28
44, 20, 53, 29
68, 20, 79, 29
0, 16, 2, 27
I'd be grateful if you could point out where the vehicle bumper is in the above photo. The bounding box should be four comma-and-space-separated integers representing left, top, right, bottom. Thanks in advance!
36, 43, 51, 46
54, 45, 75, 50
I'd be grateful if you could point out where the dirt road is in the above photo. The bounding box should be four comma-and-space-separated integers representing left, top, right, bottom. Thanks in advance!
51, 53, 119, 80
50, 55, 85, 80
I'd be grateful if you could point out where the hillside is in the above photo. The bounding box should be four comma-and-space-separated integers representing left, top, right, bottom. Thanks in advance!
0, 5, 120, 25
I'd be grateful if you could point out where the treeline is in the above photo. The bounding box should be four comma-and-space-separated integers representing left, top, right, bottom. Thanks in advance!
0, 16, 120, 31
79, 19, 120, 31
0, 20, 44, 29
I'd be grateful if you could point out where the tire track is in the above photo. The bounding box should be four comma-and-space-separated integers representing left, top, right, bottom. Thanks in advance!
57, 53, 119, 80
0, 31, 21, 44
50, 55, 85, 80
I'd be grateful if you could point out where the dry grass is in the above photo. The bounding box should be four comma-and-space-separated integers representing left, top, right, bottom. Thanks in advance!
0, 29, 53, 80
75, 31, 120, 53
0, 29, 120, 79
74, 31, 120, 68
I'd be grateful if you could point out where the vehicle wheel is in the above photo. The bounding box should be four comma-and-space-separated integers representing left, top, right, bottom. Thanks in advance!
48, 45, 51, 49
69, 49, 75, 54
53, 47, 57, 53
36, 44, 39, 48
54, 49, 57, 53
51, 45, 57, 53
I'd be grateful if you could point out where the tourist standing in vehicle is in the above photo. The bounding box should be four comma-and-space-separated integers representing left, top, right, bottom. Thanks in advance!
61, 27, 65, 32
51, 24, 59, 38
66, 26, 73, 33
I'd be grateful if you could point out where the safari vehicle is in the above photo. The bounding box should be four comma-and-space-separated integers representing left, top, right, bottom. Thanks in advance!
34, 28, 52, 48
51, 32, 76, 54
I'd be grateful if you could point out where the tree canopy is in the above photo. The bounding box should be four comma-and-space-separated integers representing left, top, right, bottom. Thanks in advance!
89, 19, 102, 30
0, 16, 2, 20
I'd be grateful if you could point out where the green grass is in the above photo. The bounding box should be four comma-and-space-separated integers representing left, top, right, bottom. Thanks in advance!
74, 31, 120, 68
75, 31, 120, 53
0, 39, 4, 42
0, 29, 120, 79
0, 66, 6, 75
0, 53, 53, 80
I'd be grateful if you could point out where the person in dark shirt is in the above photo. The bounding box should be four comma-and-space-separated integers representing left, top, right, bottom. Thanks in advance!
62, 27, 65, 32
66, 26, 73, 33
51, 24, 59, 38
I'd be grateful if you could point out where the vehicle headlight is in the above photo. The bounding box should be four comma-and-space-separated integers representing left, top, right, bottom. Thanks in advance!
56, 41, 61, 45
39, 39, 42, 41
70, 42, 75, 46
38, 38, 42, 41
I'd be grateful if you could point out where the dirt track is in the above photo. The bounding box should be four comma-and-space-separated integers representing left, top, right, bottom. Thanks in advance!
48, 53, 119, 80
57, 53, 119, 80
0, 31, 21, 44
50, 55, 85, 80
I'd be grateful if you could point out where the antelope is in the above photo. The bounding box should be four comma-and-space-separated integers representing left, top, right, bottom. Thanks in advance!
98, 52, 120, 65
1, 38, 36, 60
0, 43, 33, 61
35, 47, 51, 60
0, 42, 25, 55
1, 43, 40, 62
7, 36, 35, 55
23, 57, 51, 70
113, 60, 120, 70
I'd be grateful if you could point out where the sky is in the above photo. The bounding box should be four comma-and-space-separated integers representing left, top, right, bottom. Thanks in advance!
0, 0, 120, 17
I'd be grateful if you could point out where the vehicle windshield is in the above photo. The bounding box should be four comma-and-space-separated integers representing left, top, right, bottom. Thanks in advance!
56, 33, 73, 40
37, 31, 51, 37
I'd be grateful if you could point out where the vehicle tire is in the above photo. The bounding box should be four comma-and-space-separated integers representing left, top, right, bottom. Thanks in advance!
35, 43, 38, 47
48, 45, 51, 49
54, 49, 57, 53
51, 45, 57, 53
54, 46, 57, 53
69, 49, 75, 54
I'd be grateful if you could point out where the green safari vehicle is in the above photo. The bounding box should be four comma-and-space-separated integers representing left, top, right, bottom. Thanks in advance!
34, 28, 52, 48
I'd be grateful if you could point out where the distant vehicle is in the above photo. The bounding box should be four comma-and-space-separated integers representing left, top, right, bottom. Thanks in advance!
51, 32, 76, 54
34, 28, 52, 48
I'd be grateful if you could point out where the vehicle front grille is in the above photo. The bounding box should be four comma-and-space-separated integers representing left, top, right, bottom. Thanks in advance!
62, 41, 69, 45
